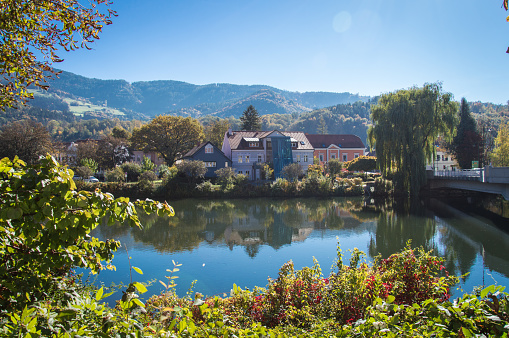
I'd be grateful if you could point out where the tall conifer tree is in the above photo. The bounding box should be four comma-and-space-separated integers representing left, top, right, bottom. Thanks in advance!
240, 105, 262, 131
452, 98, 481, 169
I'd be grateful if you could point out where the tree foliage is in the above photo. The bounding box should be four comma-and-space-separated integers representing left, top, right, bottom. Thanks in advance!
281, 163, 303, 182
0, 155, 174, 310
326, 159, 343, 176
0, 0, 116, 108
452, 98, 482, 169
0, 119, 53, 164
240, 105, 262, 131
204, 118, 230, 148
176, 160, 207, 183
368, 83, 458, 196
490, 122, 509, 166
130, 115, 204, 166
317, 115, 328, 134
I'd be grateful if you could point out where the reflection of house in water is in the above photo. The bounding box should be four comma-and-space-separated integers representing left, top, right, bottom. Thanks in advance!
224, 211, 315, 251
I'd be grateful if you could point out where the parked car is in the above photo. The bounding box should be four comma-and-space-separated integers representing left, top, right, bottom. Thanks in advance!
73, 176, 99, 183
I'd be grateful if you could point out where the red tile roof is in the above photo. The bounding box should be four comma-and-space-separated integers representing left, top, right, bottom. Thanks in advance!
305, 134, 365, 149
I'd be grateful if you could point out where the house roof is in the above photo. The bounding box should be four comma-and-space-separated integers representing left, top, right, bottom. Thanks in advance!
226, 130, 314, 150
184, 141, 214, 157
305, 134, 365, 149
184, 141, 230, 160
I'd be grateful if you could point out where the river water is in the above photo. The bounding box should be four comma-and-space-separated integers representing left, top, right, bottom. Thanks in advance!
87, 197, 509, 303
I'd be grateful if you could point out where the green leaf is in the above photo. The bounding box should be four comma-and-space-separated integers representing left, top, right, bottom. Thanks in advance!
461, 327, 473, 337
133, 298, 145, 308
6, 207, 23, 220
132, 266, 143, 275
133, 282, 147, 294
480, 285, 494, 299
386, 295, 395, 304
95, 286, 104, 301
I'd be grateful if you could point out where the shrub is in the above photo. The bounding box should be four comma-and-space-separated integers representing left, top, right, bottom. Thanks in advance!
281, 163, 302, 182
215, 167, 235, 187
105, 166, 125, 182
176, 160, 206, 183
345, 155, 377, 172
326, 159, 343, 177
74, 165, 93, 179
121, 162, 142, 182
139, 170, 158, 182
0, 155, 174, 311
141, 155, 155, 172
196, 180, 218, 194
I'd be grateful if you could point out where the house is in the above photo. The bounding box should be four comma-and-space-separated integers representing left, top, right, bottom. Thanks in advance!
222, 129, 314, 180
427, 148, 458, 171
305, 134, 365, 164
131, 150, 165, 166
183, 141, 232, 178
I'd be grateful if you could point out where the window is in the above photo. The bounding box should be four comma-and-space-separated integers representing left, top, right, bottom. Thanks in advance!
238, 171, 242, 174
296, 155, 301, 162
238, 155, 243, 163
437, 155, 441, 161
319, 154, 324, 162
331, 154, 336, 159
292, 142, 297, 148
267, 141, 272, 148
225, 162, 229, 167
245, 170, 250, 177
304, 155, 308, 162
249, 142, 259, 147
343, 154, 348, 161
444, 156, 448, 161
205, 161, 216, 167
246, 155, 250, 163
205, 144, 213, 154
354, 153, 359, 159
258, 155, 262, 162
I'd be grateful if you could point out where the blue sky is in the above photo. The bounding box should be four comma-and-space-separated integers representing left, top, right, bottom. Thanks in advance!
59, 0, 509, 104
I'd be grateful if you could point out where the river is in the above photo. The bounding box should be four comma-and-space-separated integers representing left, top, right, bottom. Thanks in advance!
87, 196, 509, 303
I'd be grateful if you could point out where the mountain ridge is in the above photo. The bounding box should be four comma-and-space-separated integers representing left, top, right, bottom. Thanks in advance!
41, 70, 370, 118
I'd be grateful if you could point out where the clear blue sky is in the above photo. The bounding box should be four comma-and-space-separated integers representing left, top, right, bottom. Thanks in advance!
59, 0, 509, 104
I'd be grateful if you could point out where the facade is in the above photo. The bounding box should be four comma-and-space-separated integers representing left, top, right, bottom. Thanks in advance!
131, 150, 165, 166
427, 149, 458, 171
305, 134, 365, 164
183, 141, 232, 178
222, 129, 314, 180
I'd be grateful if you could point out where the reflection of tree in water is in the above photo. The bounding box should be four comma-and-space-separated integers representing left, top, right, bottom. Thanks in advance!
95, 197, 400, 258
245, 243, 260, 258
437, 226, 476, 280
368, 199, 438, 259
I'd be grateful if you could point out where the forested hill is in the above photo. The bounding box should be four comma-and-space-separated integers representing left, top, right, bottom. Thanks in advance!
38, 70, 369, 118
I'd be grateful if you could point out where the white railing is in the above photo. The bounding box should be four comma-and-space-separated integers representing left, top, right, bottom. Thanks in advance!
433, 168, 483, 181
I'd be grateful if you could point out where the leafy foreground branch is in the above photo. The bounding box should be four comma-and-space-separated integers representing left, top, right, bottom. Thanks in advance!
1, 157, 508, 337
3, 246, 509, 337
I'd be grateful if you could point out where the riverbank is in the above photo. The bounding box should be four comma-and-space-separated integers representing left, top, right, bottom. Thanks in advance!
76, 173, 393, 201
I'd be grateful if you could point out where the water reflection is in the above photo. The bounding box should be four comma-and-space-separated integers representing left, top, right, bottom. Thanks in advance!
91, 197, 509, 299
95, 198, 372, 257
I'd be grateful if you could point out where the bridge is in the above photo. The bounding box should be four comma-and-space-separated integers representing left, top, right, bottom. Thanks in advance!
427, 166, 509, 200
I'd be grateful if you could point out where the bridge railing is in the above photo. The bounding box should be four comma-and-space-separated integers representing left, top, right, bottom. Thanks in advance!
433, 169, 483, 182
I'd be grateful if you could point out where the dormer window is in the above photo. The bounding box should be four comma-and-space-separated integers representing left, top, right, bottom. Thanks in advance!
205, 144, 213, 154
292, 142, 297, 148
249, 142, 259, 147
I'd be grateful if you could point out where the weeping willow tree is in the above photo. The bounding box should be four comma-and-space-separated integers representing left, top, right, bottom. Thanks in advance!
368, 83, 458, 197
